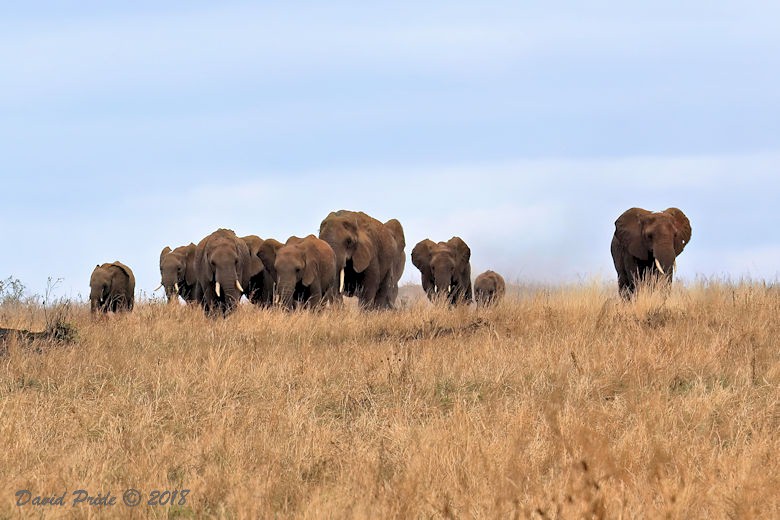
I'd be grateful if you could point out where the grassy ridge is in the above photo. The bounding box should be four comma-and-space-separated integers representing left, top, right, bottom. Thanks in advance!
0, 283, 778, 518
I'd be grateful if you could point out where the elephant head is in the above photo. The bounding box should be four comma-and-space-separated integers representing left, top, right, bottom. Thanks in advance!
411, 237, 472, 304
195, 229, 252, 315
614, 207, 692, 279
318, 211, 373, 294
158, 243, 197, 302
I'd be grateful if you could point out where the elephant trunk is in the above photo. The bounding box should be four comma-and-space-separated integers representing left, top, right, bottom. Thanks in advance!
653, 241, 676, 280
434, 276, 452, 297
215, 269, 242, 307
276, 276, 297, 309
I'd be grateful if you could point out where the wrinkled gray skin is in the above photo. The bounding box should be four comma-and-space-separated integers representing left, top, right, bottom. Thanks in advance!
240, 235, 274, 307
90, 262, 135, 313
611, 207, 692, 298
474, 270, 506, 306
258, 235, 337, 310
412, 237, 472, 305
318, 210, 405, 309
194, 229, 253, 316
159, 243, 198, 303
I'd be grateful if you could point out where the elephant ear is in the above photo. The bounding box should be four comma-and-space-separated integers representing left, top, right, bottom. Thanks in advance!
412, 239, 435, 291
240, 235, 265, 280
447, 236, 471, 266
112, 261, 135, 288
352, 230, 374, 273
411, 239, 434, 271
302, 253, 317, 287
160, 246, 171, 267
615, 208, 650, 260
384, 219, 406, 250
185, 243, 198, 286
663, 207, 692, 255
258, 239, 284, 280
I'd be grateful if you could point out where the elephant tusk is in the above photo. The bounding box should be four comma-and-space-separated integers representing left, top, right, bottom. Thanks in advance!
654, 258, 666, 275
174, 282, 179, 293
339, 269, 345, 293
154, 284, 163, 292
434, 286, 438, 294
215, 282, 221, 297
448, 284, 452, 294
235, 280, 244, 292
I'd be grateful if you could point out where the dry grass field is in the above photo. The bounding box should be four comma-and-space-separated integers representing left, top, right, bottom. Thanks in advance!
0, 281, 778, 518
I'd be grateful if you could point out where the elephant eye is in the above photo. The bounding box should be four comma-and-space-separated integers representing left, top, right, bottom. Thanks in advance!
345, 237, 354, 246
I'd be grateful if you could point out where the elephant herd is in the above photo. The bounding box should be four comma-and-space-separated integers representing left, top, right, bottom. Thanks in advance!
89, 206, 692, 315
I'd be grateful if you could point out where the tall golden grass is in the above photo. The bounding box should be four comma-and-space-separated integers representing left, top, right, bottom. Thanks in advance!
0, 281, 778, 518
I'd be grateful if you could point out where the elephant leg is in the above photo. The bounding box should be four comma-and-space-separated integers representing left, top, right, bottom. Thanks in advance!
358, 269, 381, 308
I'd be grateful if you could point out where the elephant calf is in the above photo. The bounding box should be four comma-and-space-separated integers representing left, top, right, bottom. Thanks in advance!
474, 270, 505, 306
258, 235, 337, 309
411, 237, 472, 305
611, 207, 692, 298
90, 261, 135, 313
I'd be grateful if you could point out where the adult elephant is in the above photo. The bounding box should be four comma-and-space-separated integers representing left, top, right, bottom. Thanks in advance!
258, 235, 337, 309
474, 270, 505, 306
319, 210, 405, 309
90, 261, 135, 313
240, 235, 274, 307
157, 243, 198, 303
411, 237, 472, 305
194, 229, 253, 316
611, 207, 692, 297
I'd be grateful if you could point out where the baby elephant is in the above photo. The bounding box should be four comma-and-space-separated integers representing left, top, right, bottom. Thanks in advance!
258, 235, 338, 309
90, 262, 135, 313
474, 270, 506, 306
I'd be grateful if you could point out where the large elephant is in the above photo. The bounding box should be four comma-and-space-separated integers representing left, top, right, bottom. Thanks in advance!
318, 210, 405, 309
258, 235, 337, 309
194, 229, 253, 316
90, 261, 135, 313
157, 243, 198, 303
611, 207, 692, 297
411, 237, 472, 305
474, 270, 505, 306
240, 235, 275, 307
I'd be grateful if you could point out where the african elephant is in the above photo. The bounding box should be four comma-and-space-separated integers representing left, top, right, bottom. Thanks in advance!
611, 207, 692, 297
474, 270, 505, 306
157, 243, 198, 303
411, 237, 472, 305
194, 228, 253, 316
90, 261, 135, 313
319, 210, 405, 309
240, 235, 275, 307
258, 235, 337, 309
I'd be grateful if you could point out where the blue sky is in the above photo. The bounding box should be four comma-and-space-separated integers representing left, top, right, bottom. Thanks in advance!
2, 1, 779, 298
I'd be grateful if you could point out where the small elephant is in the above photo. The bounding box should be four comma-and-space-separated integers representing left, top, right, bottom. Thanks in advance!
474, 270, 505, 306
319, 210, 405, 309
157, 243, 197, 303
411, 237, 472, 305
258, 235, 337, 309
240, 235, 275, 307
611, 207, 692, 297
194, 229, 254, 316
90, 261, 135, 313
